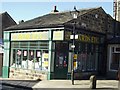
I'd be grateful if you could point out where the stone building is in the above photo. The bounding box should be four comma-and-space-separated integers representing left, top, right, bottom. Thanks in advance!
2, 7, 120, 80
107, 0, 120, 78
116, 0, 120, 21
0, 12, 16, 76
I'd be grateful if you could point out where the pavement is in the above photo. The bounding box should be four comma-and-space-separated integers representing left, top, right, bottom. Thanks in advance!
0, 78, 119, 90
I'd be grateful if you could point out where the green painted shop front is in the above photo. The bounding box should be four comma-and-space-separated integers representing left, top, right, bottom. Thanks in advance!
2, 28, 105, 80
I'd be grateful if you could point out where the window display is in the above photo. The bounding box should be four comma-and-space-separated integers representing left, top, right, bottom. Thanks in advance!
10, 41, 49, 71
110, 47, 120, 70
75, 43, 98, 72
42, 52, 49, 71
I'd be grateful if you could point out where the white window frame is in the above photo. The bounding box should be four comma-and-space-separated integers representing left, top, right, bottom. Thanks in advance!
108, 45, 120, 71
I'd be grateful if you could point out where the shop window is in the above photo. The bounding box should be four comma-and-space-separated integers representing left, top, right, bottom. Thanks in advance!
10, 49, 16, 67
11, 42, 19, 48
22, 50, 27, 69
38, 42, 49, 49
110, 47, 120, 70
20, 42, 28, 48
10, 49, 22, 68
116, 48, 120, 52
76, 43, 98, 72
30, 42, 38, 49
110, 53, 120, 70
10, 41, 49, 71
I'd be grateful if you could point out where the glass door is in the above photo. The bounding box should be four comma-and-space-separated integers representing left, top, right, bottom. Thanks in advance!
54, 42, 68, 79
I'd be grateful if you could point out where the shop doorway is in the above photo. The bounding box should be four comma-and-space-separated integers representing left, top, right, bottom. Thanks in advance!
54, 42, 68, 79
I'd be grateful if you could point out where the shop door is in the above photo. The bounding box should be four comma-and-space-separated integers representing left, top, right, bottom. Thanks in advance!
54, 42, 68, 79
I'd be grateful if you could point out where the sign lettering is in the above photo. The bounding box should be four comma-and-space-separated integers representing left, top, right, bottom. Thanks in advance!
11, 31, 49, 41
65, 31, 99, 43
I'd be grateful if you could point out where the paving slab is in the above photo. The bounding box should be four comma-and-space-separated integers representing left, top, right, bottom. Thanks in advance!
32, 80, 118, 89
0, 78, 119, 89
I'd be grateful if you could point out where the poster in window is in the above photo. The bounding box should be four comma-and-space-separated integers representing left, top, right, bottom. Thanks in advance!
37, 51, 41, 57
42, 53, 49, 70
24, 51, 27, 56
59, 56, 63, 66
17, 50, 21, 55
31, 51, 33, 56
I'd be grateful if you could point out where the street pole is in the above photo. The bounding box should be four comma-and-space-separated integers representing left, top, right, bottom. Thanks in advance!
70, 6, 79, 85
71, 22, 75, 85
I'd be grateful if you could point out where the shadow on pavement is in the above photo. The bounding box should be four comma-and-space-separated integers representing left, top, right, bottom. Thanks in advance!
1, 79, 40, 89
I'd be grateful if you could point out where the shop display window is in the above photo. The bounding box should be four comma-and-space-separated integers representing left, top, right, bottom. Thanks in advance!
110, 47, 120, 70
75, 43, 98, 72
10, 41, 49, 71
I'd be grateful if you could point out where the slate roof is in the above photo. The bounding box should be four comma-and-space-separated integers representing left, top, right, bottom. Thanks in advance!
0, 12, 16, 38
5, 7, 102, 31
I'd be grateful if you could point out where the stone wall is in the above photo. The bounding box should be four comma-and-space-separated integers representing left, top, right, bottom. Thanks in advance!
75, 7, 114, 34
9, 67, 48, 80
117, 0, 120, 22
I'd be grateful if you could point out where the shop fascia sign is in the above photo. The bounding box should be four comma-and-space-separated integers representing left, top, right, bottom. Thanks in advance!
11, 31, 49, 41
53, 30, 64, 40
78, 34, 99, 43
65, 31, 99, 43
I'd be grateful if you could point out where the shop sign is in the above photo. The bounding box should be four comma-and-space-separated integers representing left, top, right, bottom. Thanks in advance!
11, 31, 49, 41
74, 54, 77, 59
65, 31, 99, 43
65, 31, 72, 40
53, 31, 64, 40
78, 34, 99, 43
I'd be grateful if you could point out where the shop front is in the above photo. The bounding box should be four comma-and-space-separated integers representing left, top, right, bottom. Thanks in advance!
64, 30, 105, 79
3, 7, 113, 80
107, 37, 120, 79
3, 29, 54, 80
3, 28, 105, 80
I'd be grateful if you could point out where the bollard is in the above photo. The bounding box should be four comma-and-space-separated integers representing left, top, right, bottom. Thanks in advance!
89, 75, 96, 89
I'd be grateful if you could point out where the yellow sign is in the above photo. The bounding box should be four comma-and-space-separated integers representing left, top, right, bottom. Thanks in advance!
11, 31, 49, 41
65, 31, 99, 43
42, 53, 49, 67
74, 62, 76, 67
74, 61, 77, 69
53, 31, 64, 40
74, 54, 77, 59
78, 34, 98, 43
